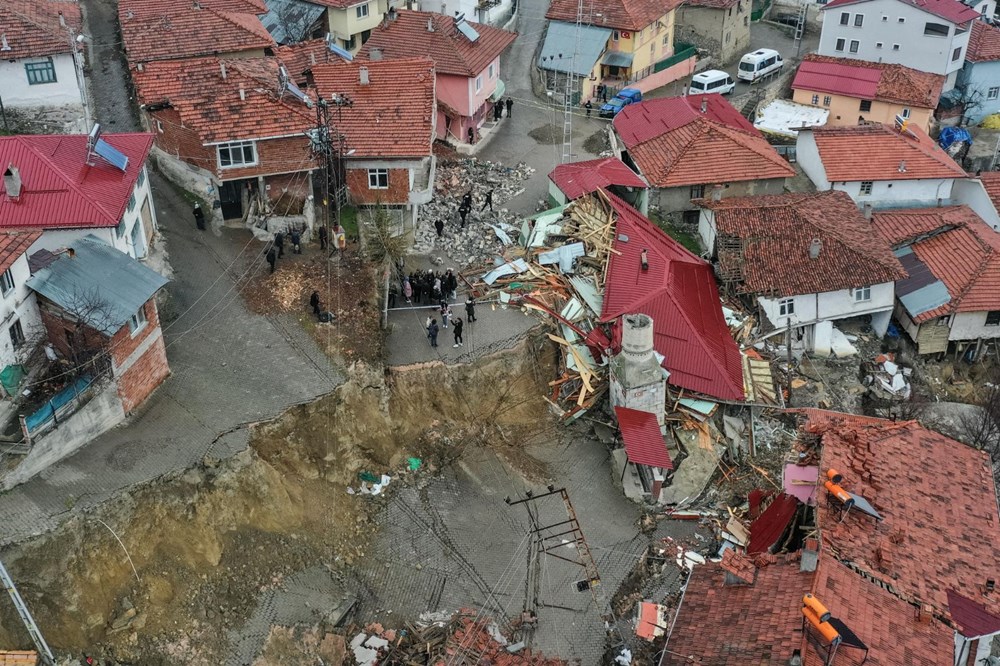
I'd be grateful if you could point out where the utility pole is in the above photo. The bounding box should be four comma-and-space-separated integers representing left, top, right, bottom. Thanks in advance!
786, 317, 794, 405
0, 559, 55, 666
311, 99, 334, 236
561, 0, 586, 164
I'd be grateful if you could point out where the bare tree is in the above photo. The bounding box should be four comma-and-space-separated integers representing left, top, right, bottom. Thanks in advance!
959, 371, 1000, 477
37, 287, 121, 380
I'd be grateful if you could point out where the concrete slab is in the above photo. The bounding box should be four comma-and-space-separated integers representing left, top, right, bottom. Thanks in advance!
658, 427, 721, 506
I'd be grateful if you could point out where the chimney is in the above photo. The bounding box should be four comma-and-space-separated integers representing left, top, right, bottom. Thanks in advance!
640, 248, 649, 271
309, 52, 316, 65
239, 87, 246, 101
359, 66, 369, 85
916, 604, 933, 623
441, 1, 447, 13
700, 97, 708, 113
898, 159, 907, 173
427, 16, 435, 31
136, 62, 144, 72
809, 238, 822, 259
125, 9, 134, 19
987, 578, 996, 594
621, 314, 656, 362
193, 0, 201, 8
1, 34, 9, 52
4, 165, 22, 202
58, 11, 66, 27
220, 62, 227, 79
863, 202, 873, 220
370, 47, 383, 60
711, 183, 723, 201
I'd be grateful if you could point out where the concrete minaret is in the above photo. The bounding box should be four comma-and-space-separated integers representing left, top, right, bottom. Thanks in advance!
609, 314, 669, 431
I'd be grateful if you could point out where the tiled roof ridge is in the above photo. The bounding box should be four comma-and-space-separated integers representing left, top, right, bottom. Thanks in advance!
796, 200, 909, 271
8, 136, 119, 225
4, 2, 72, 44
211, 6, 270, 34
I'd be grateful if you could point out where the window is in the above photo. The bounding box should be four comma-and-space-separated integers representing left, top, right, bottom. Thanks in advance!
952, 46, 962, 61
368, 168, 389, 189
8, 320, 24, 349
876, 41, 883, 48
924, 22, 949, 36
128, 306, 148, 336
343, 35, 356, 50
811, 94, 820, 104
778, 298, 795, 317
840, 11, 850, 24
663, 33, 670, 46
983, 3, 989, 14
849, 39, 860, 53
24, 58, 56, 85
613, 30, 621, 40
860, 180, 874, 195
488, 63, 495, 79
853, 285, 872, 302
356, 2, 369, 18
854, 13, 864, 26
217, 141, 257, 168
901, 107, 911, 118
897, 16, 904, 22
0, 268, 13, 297
990, 87, 1000, 100
155, 119, 163, 133
126, 193, 137, 213
936, 315, 950, 327
823, 95, 832, 106
744, 15, 749, 26
987, 311, 1000, 326
892, 43, 900, 50
690, 185, 705, 198
475, 75, 483, 92
116, 218, 126, 238
137, 167, 146, 188
881, 14, 888, 21
835, 38, 846, 51
860, 99, 872, 112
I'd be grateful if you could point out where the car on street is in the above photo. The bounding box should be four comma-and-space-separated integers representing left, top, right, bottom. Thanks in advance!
599, 88, 643, 118
689, 70, 736, 95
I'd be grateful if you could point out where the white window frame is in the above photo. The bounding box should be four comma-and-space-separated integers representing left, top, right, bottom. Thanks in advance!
854, 13, 864, 26
811, 94, 820, 104
217, 141, 258, 169
853, 285, 872, 302
990, 87, 1000, 100
860, 180, 874, 195
849, 39, 860, 53
8, 319, 24, 349
835, 38, 846, 51
25, 57, 57, 85
0, 268, 13, 297
356, 2, 369, 17
823, 95, 832, 106
368, 168, 389, 189
875, 41, 883, 48
488, 63, 496, 79
128, 306, 148, 337
778, 298, 795, 318
892, 43, 901, 50
475, 75, 483, 93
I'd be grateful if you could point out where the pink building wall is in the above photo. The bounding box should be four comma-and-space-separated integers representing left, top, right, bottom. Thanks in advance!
434, 57, 502, 143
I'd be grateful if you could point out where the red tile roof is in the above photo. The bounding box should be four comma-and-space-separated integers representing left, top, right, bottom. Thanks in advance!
981, 171, 1000, 209
872, 205, 1000, 321
600, 192, 745, 401
311, 58, 436, 159
699, 191, 906, 298
662, 558, 809, 665
614, 95, 794, 188
0, 0, 82, 60
275, 39, 346, 81
719, 549, 756, 583
133, 57, 316, 145
807, 123, 966, 182
614, 406, 672, 469
546, 0, 682, 31
0, 133, 153, 230
119, 0, 274, 64
747, 492, 800, 554
683, 0, 740, 9
357, 11, 517, 78
0, 231, 42, 274
967, 19, 1000, 62
802, 409, 1000, 623
822, 0, 979, 23
548, 157, 646, 200
804, 554, 955, 666
123, 0, 266, 15
794, 54, 944, 108
947, 590, 1000, 638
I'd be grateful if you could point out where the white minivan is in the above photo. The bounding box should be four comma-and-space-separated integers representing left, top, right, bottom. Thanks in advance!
737, 48, 783, 82
689, 69, 736, 95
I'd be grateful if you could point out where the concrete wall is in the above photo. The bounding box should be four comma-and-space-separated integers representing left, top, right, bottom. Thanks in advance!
0, 53, 83, 108
0, 254, 44, 375
949, 310, 1000, 341
327, 0, 388, 52
653, 176, 785, 214
433, 0, 515, 26
791, 88, 934, 132
2, 380, 126, 490
953, 178, 1000, 230
817, 0, 971, 87
676, 3, 751, 64
835, 177, 956, 207
796, 129, 830, 190
758, 281, 895, 328
957, 60, 1000, 124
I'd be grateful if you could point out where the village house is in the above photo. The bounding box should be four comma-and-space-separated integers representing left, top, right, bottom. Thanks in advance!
816, 0, 981, 91
434, 0, 516, 27
956, 18, 1000, 124
0, 0, 86, 127
796, 122, 967, 208
119, 0, 275, 68
791, 54, 944, 132
132, 56, 317, 224
308, 0, 390, 53
872, 204, 1000, 357
357, 10, 516, 149
0, 232, 43, 393
27, 235, 170, 416
547, 158, 648, 213
0, 131, 159, 260
613, 94, 794, 222
310, 57, 436, 231
540, 0, 692, 101
260, 0, 328, 45
675, 0, 750, 64
697, 191, 906, 354
662, 410, 1000, 665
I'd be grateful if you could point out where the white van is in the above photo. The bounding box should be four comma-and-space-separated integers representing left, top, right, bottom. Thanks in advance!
737, 49, 783, 82
689, 69, 736, 95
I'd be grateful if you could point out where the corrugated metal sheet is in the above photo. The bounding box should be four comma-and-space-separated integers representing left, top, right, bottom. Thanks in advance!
792, 60, 879, 99
262, 0, 326, 45
947, 589, 1000, 638
615, 406, 672, 469
747, 492, 799, 554
538, 21, 611, 76
895, 246, 951, 317
26, 235, 169, 334
601, 50, 634, 67
548, 157, 646, 200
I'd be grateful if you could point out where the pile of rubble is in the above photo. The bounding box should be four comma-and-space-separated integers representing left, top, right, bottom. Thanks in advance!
411, 159, 535, 266
863, 352, 913, 401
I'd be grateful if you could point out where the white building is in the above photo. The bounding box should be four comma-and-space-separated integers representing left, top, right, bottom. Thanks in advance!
817, 0, 981, 90
796, 123, 967, 209
417, 0, 516, 27
0, 231, 45, 384
697, 190, 906, 355
0, 0, 87, 125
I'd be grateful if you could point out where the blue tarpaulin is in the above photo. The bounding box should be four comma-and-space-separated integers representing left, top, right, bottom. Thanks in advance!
939, 126, 972, 151
24, 375, 93, 433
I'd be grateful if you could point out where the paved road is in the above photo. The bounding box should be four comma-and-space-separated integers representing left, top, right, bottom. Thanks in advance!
0, 173, 342, 548
79, 0, 140, 131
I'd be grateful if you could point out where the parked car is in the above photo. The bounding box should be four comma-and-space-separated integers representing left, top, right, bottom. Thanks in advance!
599, 88, 642, 118
737, 48, 783, 82
689, 70, 736, 95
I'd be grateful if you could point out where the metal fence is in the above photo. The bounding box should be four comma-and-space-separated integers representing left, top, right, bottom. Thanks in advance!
20, 374, 96, 442
654, 42, 697, 73
751, 0, 772, 21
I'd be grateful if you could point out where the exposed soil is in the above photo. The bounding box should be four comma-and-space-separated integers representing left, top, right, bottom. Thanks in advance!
528, 125, 562, 145
582, 130, 610, 155
0, 337, 557, 664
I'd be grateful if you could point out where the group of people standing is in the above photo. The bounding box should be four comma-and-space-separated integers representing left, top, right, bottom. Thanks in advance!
435, 188, 494, 238
492, 97, 514, 122
403, 268, 458, 305
425, 295, 477, 349
263, 223, 347, 274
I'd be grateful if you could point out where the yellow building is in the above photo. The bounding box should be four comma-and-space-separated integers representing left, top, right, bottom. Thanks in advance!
792, 54, 944, 133
315, 0, 390, 53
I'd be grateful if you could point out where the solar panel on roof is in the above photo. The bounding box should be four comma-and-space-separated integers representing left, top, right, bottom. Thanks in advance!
327, 42, 353, 61
456, 18, 480, 42
848, 492, 883, 520
94, 138, 129, 172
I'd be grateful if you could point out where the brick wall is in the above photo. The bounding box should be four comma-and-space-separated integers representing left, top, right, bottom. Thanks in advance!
116, 333, 169, 413
108, 299, 160, 369
265, 171, 313, 212
346, 167, 410, 205
37, 298, 110, 364
148, 108, 216, 172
